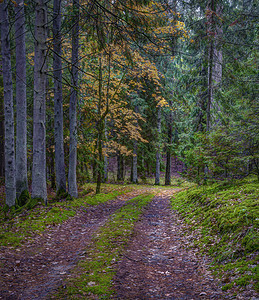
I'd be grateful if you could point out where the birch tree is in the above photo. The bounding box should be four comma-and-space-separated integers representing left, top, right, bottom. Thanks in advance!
68, 0, 79, 198
15, 0, 28, 199
32, 0, 48, 202
53, 0, 66, 194
0, 0, 16, 206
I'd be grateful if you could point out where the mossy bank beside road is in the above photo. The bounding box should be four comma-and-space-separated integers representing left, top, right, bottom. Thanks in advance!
171, 176, 259, 298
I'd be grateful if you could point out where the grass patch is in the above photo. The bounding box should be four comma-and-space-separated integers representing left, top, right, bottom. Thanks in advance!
170, 176, 259, 293
0, 187, 133, 248
53, 193, 154, 299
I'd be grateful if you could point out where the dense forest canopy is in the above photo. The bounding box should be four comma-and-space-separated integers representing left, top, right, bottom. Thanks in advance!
0, 0, 258, 206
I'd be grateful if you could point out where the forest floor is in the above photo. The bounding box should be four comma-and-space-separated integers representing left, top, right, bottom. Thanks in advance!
0, 182, 258, 299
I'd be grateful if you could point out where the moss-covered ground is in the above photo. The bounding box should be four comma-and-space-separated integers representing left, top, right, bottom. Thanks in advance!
0, 177, 192, 249
52, 193, 154, 299
170, 176, 259, 293
0, 184, 134, 248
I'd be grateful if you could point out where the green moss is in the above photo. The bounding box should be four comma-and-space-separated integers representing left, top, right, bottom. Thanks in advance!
0, 189, 132, 248
222, 282, 234, 291
171, 176, 259, 292
16, 189, 30, 207
53, 193, 154, 299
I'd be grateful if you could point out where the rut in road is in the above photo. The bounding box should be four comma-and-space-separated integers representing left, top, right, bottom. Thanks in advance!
113, 191, 228, 300
0, 192, 142, 300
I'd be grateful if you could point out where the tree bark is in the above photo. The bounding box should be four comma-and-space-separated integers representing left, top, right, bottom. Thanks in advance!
0, 91, 4, 178
155, 106, 161, 185
206, 0, 223, 130
165, 102, 173, 186
15, 0, 28, 199
68, 0, 79, 198
0, 43, 4, 178
103, 118, 108, 182
0, 1, 16, 206
132, 140, 138, 183
53, 0, 66, 193
117, 153, 124, 181
32, 0, 48, 203
96, 55, 105, 194
211, 4, 223, 124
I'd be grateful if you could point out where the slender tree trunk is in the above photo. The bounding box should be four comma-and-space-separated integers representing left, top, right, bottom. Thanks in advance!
197, 67, 207, 132
132, 104, 138, 184
211, 4, 223, 124
103, 118, 108, 182
68, 0, 79, 198
0, 48, 3, 178
0, 1, 16, 206
132, 140, 138, 183
96, 55, 104, 194
207, 39, 214, 132
165, 102, 173, 186
206, 0, 223, 130
32, 0, 48, 203
155, 106, 161, 185
117, 153, 124, 181
96, 122, 103, 194
15, 0, 28, 199
0, 96, 4, 178
53, 0, 66, 193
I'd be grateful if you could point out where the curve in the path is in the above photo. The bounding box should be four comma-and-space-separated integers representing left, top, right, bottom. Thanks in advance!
113, 191, 228, 300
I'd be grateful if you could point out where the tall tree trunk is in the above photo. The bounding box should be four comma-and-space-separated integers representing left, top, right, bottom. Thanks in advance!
132, 140, 138, 183
206, 0, 223, 130
68, 0, 79, 198
211, 4, 223, 124
1, 1, 16, 206
197, 66, 207, 132
15, 0, 28, 199
155, 106, 161, 185
32, 0, 48, 203
131, 105, 138, 184
0, 44, 5, 178
103, 153, 108, 182
53, 0, 66, 194
96, 55, 104, 194
165, 102, 173, 186
207, 38, 214, 132
0, 92, 4, 178
117, 153, 124, 181
103, 118, 108, 182
96, 121, 104, 194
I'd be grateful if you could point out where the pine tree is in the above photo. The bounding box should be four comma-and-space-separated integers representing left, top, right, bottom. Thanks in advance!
68, 0, 79, 198
0, 0, 16, 206
53, 0, 66, 194
15, 0, 28, 199
32, 0, 48, 203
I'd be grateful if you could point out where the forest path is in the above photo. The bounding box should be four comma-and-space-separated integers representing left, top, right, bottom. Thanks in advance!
0, 190, 145, 300
113, 191, 228, 300
0, 188, 229, 300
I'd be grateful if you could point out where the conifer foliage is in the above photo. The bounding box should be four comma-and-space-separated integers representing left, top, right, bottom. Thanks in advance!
0, 0, 257, 205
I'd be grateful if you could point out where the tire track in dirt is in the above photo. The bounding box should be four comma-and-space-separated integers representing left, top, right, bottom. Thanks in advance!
113, 190, 228, 300
0, 190, 146, 300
